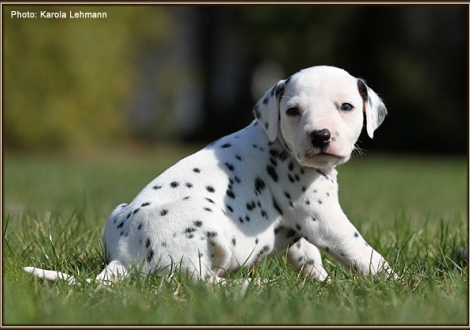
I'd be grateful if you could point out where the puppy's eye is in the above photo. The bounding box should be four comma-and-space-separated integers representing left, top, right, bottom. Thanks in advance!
340, 103, 354, 111
286, 107, 300, 116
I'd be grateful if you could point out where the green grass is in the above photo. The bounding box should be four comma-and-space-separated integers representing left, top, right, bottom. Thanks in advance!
3, 147, 468, 325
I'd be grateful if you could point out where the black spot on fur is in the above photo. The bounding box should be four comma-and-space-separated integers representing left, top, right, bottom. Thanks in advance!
275, 83, 285, 97
226, 205, 234, 212
266, 165, 279, 182
274, 226, 282, 235
279, 150, 289, 161
147, 249, 154, 262
193, 168, 201, 173
286, 229, 297, 238
288, 174, 295, 183
255, 238, 259, 244
221, 143, 232, 148
137, 223, 143, 230
254, 177, 266, 195
117, 221, 124, 229
141, 202, 150, 207
153, 185, 162, 190
257, 245, 270, 257
145, 238, 151, 248
273, 198, 283, 215
160, 209, 168, 216
206, 186, 215, 193
232, 238, 236, 246
207, 231, 218, 238
194, 220, 203, 227
236, 155, 242, 161
204, 207, 212, 212
186, 182, 193, 188
170, 181, 179, 188
296, 224, 302, 231
225, 162, 235, 171
354, 232, 359, 238
133, 208, 140, 215
288, 161, 294, 171
184, 227, 196, 238
246, 201, 256, 211
263, 97, 269, 104
226, 190, 236, 199
269, 149, 279, 158
205, 198, 215, 204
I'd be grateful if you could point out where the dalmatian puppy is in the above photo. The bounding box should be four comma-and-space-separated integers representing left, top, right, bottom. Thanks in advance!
25, 65, 394, 285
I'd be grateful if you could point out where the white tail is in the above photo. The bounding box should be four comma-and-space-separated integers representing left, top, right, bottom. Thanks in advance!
23, 260, 129, 286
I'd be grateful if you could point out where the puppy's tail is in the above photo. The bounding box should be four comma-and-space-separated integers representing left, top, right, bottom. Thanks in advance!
23, 260, 128, 286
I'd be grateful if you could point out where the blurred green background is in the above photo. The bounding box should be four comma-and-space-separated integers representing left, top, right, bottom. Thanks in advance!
3, 4, 468, 154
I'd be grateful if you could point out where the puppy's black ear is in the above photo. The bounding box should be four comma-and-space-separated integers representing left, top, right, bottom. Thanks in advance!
253, 80, 286, 141
357, 79, 387, 138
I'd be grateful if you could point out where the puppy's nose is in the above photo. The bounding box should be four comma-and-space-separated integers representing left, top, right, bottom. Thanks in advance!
310, 129, 331, 148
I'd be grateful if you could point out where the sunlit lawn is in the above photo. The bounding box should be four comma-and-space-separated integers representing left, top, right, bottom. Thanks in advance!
3, 147, 468, 324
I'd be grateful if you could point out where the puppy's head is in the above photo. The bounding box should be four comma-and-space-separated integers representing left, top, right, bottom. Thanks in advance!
254, 65, 387, 169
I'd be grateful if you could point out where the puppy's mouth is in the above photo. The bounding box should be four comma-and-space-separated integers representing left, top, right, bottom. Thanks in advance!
300, 148, 347, 168
305, 148, 341, 159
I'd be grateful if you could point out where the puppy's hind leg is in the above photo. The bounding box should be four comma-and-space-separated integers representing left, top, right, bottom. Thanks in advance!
95, 260, 128, 284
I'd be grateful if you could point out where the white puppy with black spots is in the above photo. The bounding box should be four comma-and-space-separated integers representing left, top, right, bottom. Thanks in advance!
25, 65, 394, 285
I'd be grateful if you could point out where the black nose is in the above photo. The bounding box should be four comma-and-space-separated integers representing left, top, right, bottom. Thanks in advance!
310, 129, 331, 148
